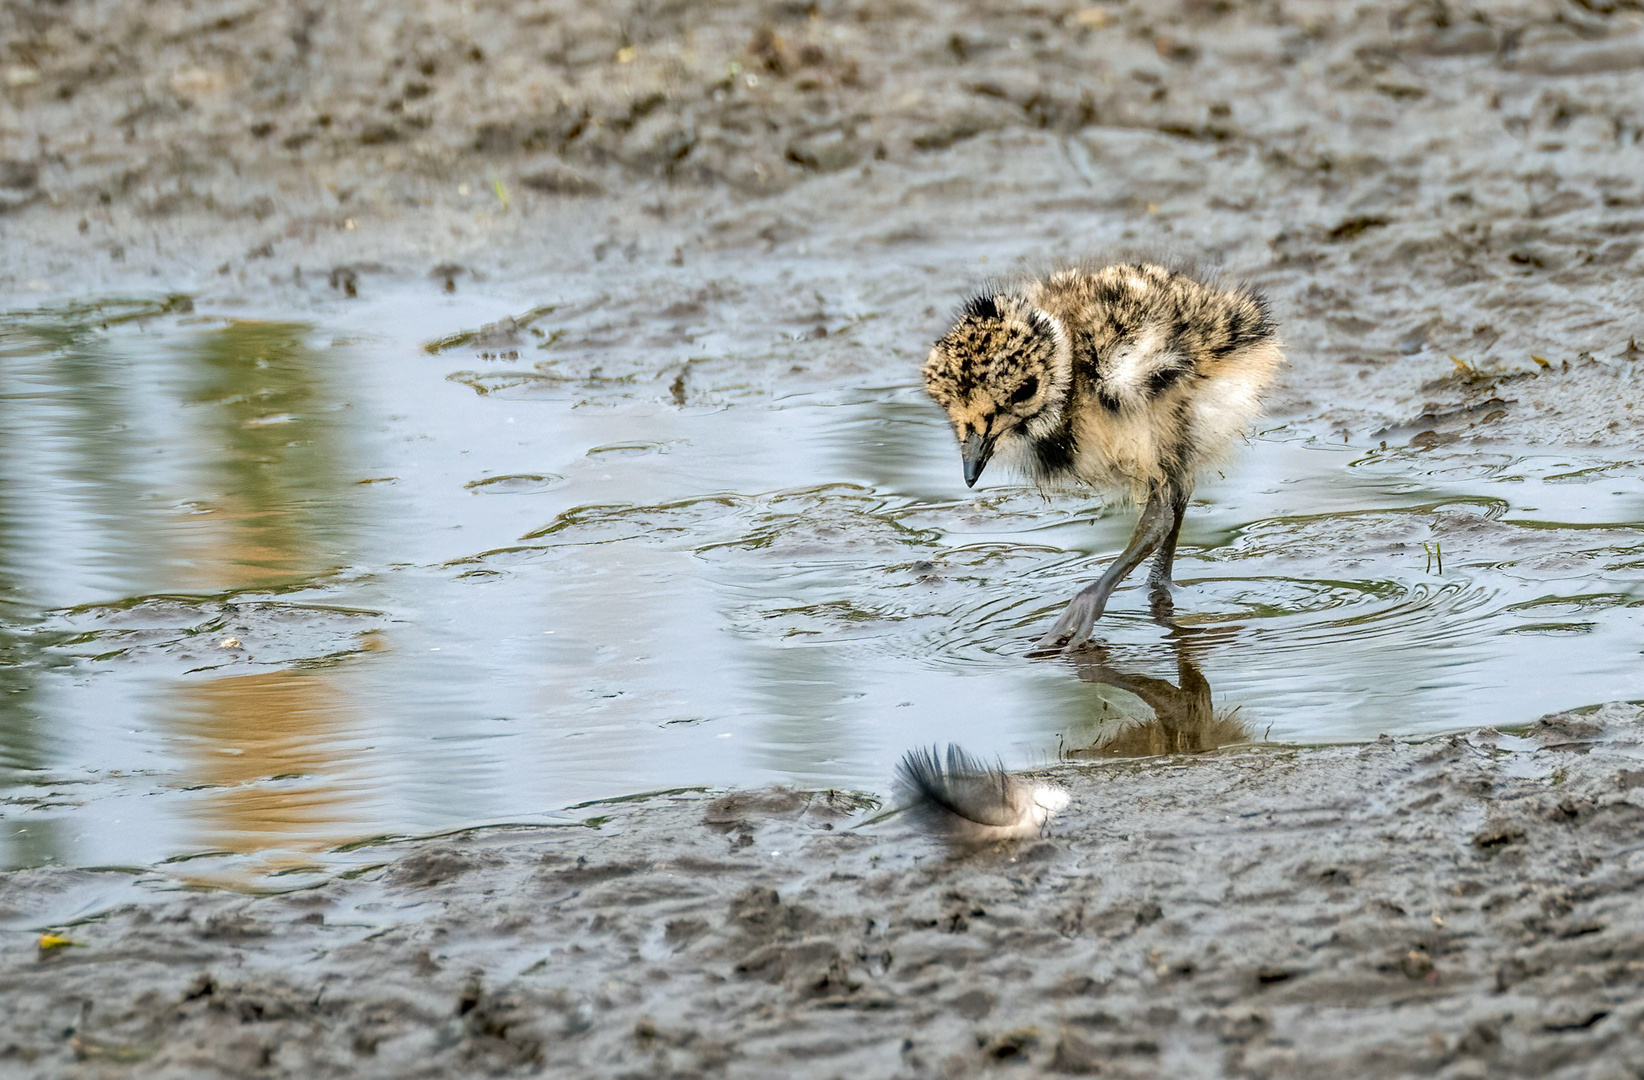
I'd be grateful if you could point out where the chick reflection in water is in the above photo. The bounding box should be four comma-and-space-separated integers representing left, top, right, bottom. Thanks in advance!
1063, 630, 1251, 758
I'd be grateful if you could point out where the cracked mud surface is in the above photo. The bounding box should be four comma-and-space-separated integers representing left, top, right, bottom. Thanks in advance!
7, 705, 1644, 1078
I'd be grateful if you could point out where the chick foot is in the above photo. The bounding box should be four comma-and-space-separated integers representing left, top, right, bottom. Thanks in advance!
1036, 585, 1109, 652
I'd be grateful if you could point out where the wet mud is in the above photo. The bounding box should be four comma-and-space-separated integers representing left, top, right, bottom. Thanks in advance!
8, 704, 1644, 1078
4, 0, 1644, 1075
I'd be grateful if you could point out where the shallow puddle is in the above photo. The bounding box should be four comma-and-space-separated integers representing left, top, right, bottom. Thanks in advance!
2, 287, 1641, 887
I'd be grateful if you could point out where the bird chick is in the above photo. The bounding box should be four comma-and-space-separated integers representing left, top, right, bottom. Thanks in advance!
896, 744, 1070, 843
922, 262, 1282, 649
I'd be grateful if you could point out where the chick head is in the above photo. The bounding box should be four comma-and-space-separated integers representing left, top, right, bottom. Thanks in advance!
923, 293, 1068, 487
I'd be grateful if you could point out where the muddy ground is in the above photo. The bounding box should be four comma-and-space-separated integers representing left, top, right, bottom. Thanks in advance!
4, 704, 1644, 1078
4, 0, 1644, 1077
5, 0, 1643, 458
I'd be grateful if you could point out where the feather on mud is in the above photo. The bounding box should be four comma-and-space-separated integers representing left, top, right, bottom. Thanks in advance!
895, 744, 1070, 842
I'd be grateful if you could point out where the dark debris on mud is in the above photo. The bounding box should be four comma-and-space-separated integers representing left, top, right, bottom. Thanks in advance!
6, 703, 1644, 1079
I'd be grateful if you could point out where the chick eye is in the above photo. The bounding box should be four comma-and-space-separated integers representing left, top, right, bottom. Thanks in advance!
1008, 376, 1039, 405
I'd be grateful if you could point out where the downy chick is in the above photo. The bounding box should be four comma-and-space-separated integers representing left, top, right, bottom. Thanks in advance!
922, 262, 1282, 650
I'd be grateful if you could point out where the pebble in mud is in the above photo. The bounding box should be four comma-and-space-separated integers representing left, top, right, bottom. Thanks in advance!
7, 703, 1644, 1078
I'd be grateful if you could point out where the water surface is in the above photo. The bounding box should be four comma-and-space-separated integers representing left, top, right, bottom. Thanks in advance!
2, 285, 1640, 887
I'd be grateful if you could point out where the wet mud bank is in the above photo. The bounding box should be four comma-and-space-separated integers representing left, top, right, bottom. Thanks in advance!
7, 702, 1644, 1079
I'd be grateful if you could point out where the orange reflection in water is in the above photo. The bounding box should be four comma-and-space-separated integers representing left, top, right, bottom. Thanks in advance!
156, 320, 367, 871
168, 669, 367, 866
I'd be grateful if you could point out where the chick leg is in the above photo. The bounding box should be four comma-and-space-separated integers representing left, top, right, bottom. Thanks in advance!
1037, 483, 1183, 652
1144, 487, 1192, 622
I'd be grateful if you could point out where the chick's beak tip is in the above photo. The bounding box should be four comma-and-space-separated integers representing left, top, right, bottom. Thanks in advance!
960, 433, 989, 488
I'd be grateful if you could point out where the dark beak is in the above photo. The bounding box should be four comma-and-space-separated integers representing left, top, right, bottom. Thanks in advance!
960, 432, 994, 489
